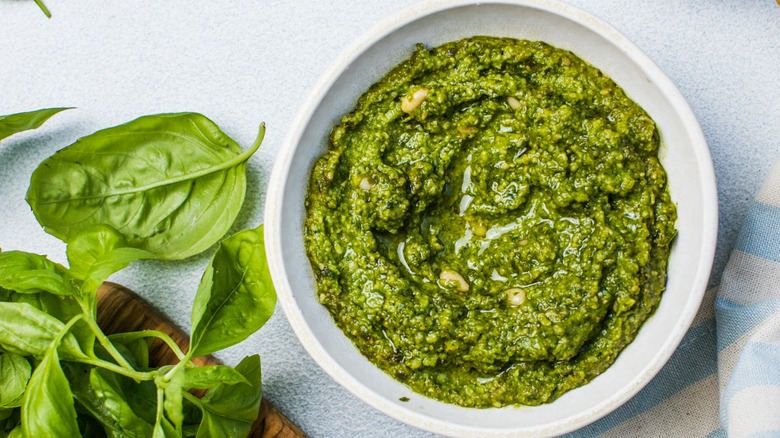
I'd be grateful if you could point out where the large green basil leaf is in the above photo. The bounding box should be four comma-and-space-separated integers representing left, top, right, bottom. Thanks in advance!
0, 302, 86, 360
194, 355, 262, 438
0, 108, 70, 142
21, 321, 81, 437
0, 251, 78, 296
66, 225, 154, 294
26, 113, 264, 260
0, 354, 31, 409
189, 226, 276, 357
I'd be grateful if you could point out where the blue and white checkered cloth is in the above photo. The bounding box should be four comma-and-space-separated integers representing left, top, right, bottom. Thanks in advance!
569, 160, 780, 438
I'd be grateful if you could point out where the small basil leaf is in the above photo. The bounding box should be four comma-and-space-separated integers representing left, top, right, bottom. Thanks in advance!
152, 388, 178, 438
189, 226, 276, 357
21, 327, 80, 437
162, 369, 185, 433
87, 368, 155, 437
0, 354, 31, 408
0, 108, 70, 142
66, 225, 154, 293
6, 291, 80, 324
0, 407, 14, 422
193, 355, 261, 438
195, 410, 251, 438
114, 337, 151, 370
66, 224, 139, 277
0, 251, 78, 296
66, 362, 158, 429
0, 302, 86, 360
7, 291, 94, 356
27, 113, 265, 260
152, 421, 166, 438
183, 365, 249, 390
6, 424, 22, 438
1, 407, 20, 435
76, 413, 106, 438
200, 354, 262, 423
153, 419, 179, 438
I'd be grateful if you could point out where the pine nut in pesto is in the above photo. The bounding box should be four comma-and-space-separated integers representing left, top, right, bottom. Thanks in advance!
303, 36, 677, 408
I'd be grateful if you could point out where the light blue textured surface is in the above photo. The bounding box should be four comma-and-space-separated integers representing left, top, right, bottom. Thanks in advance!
1, 1, 779, 436
736, 202, 780, 262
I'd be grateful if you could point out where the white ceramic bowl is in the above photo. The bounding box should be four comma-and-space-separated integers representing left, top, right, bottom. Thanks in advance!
265, 0, 718, 436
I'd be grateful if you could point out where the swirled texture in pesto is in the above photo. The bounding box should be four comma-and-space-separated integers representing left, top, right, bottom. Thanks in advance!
304, 37, 677, 407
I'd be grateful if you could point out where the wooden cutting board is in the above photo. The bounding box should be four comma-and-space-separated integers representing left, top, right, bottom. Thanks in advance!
96, 281, 307, 438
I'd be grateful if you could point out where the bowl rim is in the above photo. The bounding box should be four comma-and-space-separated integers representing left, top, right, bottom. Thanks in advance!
265, 0, 718, 436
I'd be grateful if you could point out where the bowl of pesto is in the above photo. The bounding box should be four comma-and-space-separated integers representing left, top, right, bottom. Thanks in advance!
265, 0, 717, 436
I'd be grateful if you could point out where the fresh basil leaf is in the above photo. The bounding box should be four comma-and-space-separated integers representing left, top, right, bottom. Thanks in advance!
0, 302, 86, 360
93, 339, 147, 373
21, 323, 81, 437
6, 291, 94, 356
66, 225, 154, 294
66, 362, 158, 431
0, 354, 31, 408
182, 365, 249, 390
115, 337, 151, 370
6, 424, 21, 438
162, 368, 185, 433
200, 355, 262, 422
66, 224, 150, 278
26, 113, 265, 260
195, 409, 251, 438
76, 413, 107, 438
193, 355, 261, 438
0, 108, 70, 142
0, 408, 14, 422
152, 387, 179, 438
189, 226, 276, 357
0, 251, 78, 296
152, 421, 166, 438
6, 291, 80, 324
87, 368, 155, 437
0, 407, 20, 434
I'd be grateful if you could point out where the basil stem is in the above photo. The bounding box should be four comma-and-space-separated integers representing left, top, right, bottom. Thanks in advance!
33, 0, 51, 18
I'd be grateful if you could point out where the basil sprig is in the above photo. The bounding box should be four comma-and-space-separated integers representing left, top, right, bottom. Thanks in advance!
0, 111, 276, 437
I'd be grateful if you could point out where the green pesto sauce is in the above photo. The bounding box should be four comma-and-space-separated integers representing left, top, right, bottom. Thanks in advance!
304, 37, 677, 408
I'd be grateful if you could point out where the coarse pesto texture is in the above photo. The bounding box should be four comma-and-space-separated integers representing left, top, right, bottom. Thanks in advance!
304, 36, 677, 408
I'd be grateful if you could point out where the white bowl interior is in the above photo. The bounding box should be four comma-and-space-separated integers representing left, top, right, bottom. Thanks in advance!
266, 1, 717, 436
